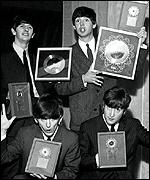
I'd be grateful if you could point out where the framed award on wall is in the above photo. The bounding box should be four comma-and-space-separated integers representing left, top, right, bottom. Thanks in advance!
118, 1, 149, 33
97, 131, 126, 168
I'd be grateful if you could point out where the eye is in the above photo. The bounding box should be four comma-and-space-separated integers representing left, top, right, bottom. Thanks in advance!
28, 26, 33, 29
75, 18, 80, 23
85, 18, 90, 22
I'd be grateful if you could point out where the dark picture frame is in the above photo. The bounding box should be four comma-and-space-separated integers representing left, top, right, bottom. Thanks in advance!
92, 26, 141, 80
25, 138, 62, 177
8, 82, 33, 118
97, 131, 126, 168
35, 47, 72, 81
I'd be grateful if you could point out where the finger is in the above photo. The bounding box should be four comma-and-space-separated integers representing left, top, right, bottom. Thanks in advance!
9, 116, 16, 124
96, 79, 104, 85
1, 104, 6, 116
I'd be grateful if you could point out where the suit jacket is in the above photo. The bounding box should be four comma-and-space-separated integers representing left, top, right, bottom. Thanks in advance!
0, 47, 53, 139
79, 114, 149, 179
1, 47, 51, 103
1, 123, 81, 179
55, 42, 117, 132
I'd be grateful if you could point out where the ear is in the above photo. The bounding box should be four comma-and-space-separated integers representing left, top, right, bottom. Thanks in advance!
31, 33, 35, 38
93, 24, 96, 29
11, 28, 16, 36
73, 25, 76, 30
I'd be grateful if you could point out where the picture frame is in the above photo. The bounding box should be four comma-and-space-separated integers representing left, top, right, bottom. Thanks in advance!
118, 1, 148, 33
35, 47, 72, 81
8, 82, 33, 118
97, 131, 126, 168
25, 138, 62, 177
92, 26, 141, 80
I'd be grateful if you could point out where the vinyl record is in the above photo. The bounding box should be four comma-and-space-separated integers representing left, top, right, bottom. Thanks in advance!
43, 54, 65, 74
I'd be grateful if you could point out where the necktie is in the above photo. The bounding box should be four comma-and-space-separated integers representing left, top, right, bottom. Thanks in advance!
110, 124, 115, 132
23, 50, 34, 97
86, 43, 93, 63
47, 136, 52, 141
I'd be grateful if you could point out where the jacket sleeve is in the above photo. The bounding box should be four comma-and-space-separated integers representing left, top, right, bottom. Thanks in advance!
79, 123, 97, 170
56, 134, 81, 179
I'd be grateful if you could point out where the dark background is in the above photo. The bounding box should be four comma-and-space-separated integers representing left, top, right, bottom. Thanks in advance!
0, 1, 63, 53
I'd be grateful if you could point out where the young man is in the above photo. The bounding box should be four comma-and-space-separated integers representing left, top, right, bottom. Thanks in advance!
1, 93, 81, 179
55, 6, 117, 133
0, 14, 52, 140
54, 6, 147, 134
78, 86, 149, 179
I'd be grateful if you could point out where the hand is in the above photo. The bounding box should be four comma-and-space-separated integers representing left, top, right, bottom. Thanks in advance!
82, 70, 104, 86
1, 104, 16, 136
137, 27, 147, 45
30, 173, 48, 179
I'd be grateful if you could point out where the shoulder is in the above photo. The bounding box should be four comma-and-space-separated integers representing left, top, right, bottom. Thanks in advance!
59, 125, 78, 141
81, 116, 100, 129
17, 124, 38, 135
124, 116, 144, 129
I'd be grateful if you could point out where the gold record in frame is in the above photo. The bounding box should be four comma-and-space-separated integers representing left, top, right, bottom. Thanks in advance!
93, 26, 141, 80
97, 131, 126, 168
43, 54, 65, 75
35, 47, 72, 81
118, 1, 148, 33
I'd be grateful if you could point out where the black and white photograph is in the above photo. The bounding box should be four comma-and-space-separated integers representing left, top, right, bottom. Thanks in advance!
1, 1, 149, 179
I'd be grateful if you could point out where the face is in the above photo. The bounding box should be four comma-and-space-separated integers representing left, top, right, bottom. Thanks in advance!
73, 17, 96, 40
103, 105, 124, 126
36, 118, 60, 136
11, 23, 34, 43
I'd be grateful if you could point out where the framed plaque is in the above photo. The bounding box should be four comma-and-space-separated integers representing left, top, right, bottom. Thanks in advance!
97, 131, 126, 168
92, 26, 141, 80
25, 138, 62, 177
35, 47, 72, 81
8, 82, 33, 118
118, 1, 148, 33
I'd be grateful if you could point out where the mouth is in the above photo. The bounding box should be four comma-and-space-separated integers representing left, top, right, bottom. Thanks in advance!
79, 27, 86, 33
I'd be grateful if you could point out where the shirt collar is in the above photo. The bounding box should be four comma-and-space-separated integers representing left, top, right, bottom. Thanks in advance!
78, 37, 95, 56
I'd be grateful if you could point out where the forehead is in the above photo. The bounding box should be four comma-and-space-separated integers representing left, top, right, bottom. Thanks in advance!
75, 16, 91, 20
17, 22, 33, 27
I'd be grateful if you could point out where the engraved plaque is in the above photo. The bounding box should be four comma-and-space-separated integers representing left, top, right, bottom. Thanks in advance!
92, 26, 141, 80
25, 138, 62, 177
8, 82, 33, 118
118, 1, 148, 33
97, 131, 126, 168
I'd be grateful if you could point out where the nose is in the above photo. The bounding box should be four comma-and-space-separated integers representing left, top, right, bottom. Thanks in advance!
80, 20, 84, 26
46, 119, 51, 128
24, 26, 29, 32
110, 108, 115, 117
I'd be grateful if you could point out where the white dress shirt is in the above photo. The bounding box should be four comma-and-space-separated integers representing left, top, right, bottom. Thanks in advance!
12, 42, 39, 97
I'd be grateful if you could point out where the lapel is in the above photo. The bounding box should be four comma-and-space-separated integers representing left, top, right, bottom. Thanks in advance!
73, 43, 92, 72
118, 116, 127, 131
12, 50, 25, 67
53, 125, 63, 142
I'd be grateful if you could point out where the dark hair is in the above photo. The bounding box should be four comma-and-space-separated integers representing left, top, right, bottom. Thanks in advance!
103, 86, 131, 110
11, 15, 35, 31
72, 6, 96, 25
33, 93, 64, 120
